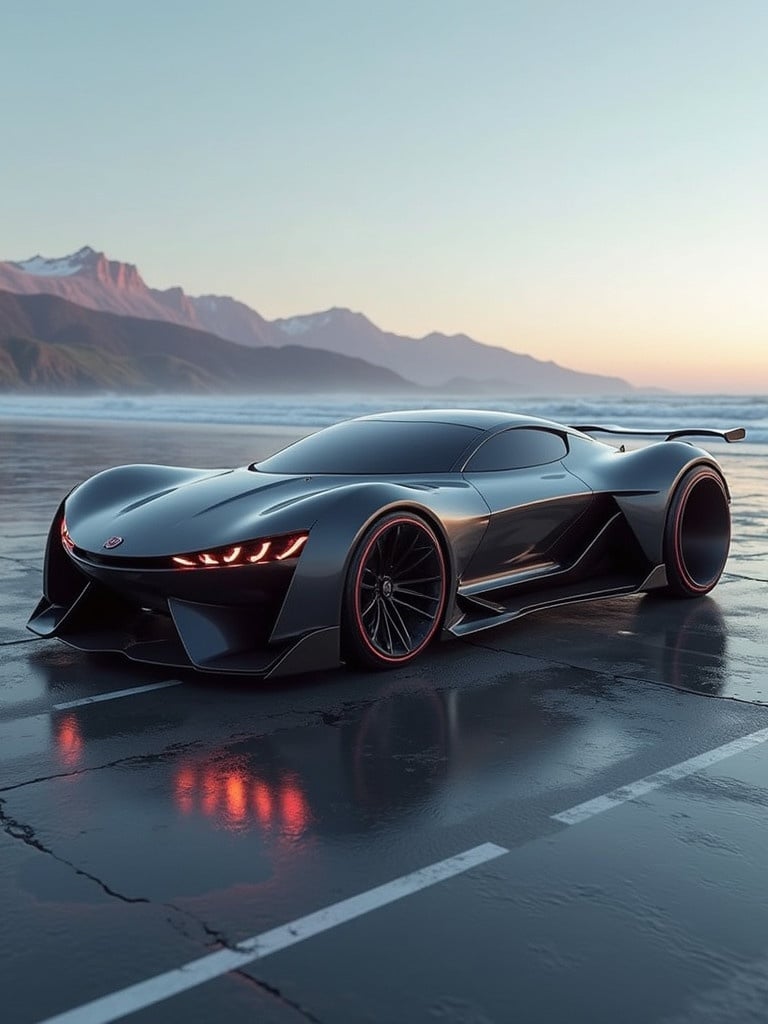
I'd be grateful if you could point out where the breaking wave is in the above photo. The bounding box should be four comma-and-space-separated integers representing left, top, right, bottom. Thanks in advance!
0, 392, 766, 445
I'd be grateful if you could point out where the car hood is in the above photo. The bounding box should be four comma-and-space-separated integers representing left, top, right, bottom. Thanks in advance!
64, 465, 345, 557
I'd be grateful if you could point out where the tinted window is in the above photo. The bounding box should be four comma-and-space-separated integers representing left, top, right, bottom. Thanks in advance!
255, 420, 482, 474
464, 428, 567, 471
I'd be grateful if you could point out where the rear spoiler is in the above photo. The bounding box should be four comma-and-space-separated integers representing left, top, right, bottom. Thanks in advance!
570, 425, 746, 443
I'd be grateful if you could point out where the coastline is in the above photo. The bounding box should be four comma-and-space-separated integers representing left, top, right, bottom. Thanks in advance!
0, 414, 312, 438
0, 391, 766, 440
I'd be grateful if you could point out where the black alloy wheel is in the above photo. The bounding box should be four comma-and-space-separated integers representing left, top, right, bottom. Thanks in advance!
343, 512, 448, 669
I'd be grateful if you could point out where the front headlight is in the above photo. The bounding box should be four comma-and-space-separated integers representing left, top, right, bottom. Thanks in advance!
60, 518, 75, 551
171, 532, 308, 569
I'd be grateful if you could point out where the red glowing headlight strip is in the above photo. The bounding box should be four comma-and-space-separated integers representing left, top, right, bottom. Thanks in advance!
248, 541, 271, 563
171, 533, 307, 569
276, 535, 307, 560
60, 519, 74, 551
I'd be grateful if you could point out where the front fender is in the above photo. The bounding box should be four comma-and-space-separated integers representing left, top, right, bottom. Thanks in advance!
66, 465, 221, 517
270, 479, 489, 643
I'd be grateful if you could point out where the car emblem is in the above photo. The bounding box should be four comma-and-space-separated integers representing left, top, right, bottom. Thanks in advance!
103, 536, 124, 550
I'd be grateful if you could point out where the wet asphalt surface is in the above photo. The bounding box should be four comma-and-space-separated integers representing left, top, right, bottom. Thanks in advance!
2, 421, 768, 1024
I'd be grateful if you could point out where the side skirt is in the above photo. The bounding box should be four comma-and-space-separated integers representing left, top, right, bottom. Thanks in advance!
448, 564, 665, 638
449, 510, 664, 638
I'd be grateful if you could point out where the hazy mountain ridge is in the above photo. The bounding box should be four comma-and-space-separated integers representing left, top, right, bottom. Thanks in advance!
0, 246, 634, 393
0, 291, 415, 393
272, 309, 630, 393
192, 293, 274, 347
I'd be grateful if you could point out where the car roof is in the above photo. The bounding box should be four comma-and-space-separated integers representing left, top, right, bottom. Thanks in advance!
358, 408, 566, 432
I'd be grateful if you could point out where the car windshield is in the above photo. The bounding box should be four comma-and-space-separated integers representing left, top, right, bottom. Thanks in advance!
254, 419, 482, 475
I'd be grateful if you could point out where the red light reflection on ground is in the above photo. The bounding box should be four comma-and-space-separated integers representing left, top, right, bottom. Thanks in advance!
174, 766, 196, 814
253, 781, 273, 824
225, 772, 248, 824
55, 714, 83, 767
280, 781, 309, 836
172, 763, 310, 836
201, 768, 220, 815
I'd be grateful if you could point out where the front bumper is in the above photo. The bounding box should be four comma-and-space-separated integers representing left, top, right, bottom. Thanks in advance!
28, 531, 341, 677
28, 583, 340, 677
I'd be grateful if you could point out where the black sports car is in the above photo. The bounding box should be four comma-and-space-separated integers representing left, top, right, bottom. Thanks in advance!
28, 410, 744, 677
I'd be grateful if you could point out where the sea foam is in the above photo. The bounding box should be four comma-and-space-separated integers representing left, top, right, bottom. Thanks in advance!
0, 393, 765, 446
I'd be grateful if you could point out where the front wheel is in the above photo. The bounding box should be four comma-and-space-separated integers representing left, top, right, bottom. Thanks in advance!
662, 465, 731, 598
342, 512, 448, 670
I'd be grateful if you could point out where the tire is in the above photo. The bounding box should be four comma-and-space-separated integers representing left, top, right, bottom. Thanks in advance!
662, 465, 731, 598
342, 512, 448, 670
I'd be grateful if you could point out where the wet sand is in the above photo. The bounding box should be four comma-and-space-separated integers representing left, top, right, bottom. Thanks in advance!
0, 417, 306, 528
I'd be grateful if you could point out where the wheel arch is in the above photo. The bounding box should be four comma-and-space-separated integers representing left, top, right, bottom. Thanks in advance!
349, 502, 457, 636
613, 449, 729, 566
662, 462, 732, 597
269, 486, 460, 647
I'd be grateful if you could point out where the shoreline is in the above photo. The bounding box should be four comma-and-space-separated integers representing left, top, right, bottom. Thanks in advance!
0, 415, 312, 437
1, 414, 765, 457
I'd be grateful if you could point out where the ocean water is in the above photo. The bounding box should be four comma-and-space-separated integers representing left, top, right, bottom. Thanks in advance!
0, 392, 766, 445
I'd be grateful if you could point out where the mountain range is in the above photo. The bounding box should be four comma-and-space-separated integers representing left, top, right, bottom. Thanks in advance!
0, 291, 412, 393
0, 246, 634, 394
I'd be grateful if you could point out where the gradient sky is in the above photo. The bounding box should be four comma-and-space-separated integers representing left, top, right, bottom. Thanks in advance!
3, 0, 767, 392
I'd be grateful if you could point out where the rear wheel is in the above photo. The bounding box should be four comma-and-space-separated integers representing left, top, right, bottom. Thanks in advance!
342, 512, 448, 670
663, 466, 731, 598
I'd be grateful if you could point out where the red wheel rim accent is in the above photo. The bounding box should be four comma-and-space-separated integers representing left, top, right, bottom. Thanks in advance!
353, 517, 447, 663
671, 473, 729, 593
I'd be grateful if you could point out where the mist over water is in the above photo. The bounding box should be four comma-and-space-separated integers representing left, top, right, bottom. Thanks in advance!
1, 393, 766, 445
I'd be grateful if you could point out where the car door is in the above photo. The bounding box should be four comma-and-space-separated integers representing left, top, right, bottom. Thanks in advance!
461, 427, 593, 582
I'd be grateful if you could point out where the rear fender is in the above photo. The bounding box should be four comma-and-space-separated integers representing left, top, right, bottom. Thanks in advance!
574, 442, 728, 564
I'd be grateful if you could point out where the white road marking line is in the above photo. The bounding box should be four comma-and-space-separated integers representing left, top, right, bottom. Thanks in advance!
37, 842, 507, 1024
552, 724, 768, 825
53, 680, 184, 711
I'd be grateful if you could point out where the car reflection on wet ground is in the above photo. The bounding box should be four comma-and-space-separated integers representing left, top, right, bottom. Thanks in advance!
1, 419, 768, 1024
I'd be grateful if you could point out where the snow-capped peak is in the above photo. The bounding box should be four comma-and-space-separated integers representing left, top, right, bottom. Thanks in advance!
277, 311, 347, 336
14, 246, 101, 277
278, 317, 312, 336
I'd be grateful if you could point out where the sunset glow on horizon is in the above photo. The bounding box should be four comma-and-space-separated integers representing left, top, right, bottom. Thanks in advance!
3, 1, 767, 393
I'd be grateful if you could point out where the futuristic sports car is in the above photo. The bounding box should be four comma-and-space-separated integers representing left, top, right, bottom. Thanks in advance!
28, 410, 744, 677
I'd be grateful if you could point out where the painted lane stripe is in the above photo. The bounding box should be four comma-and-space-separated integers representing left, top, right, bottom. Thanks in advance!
37, 842, 507, 1024
552, 724, 768, 825
53, 680, 184, 711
